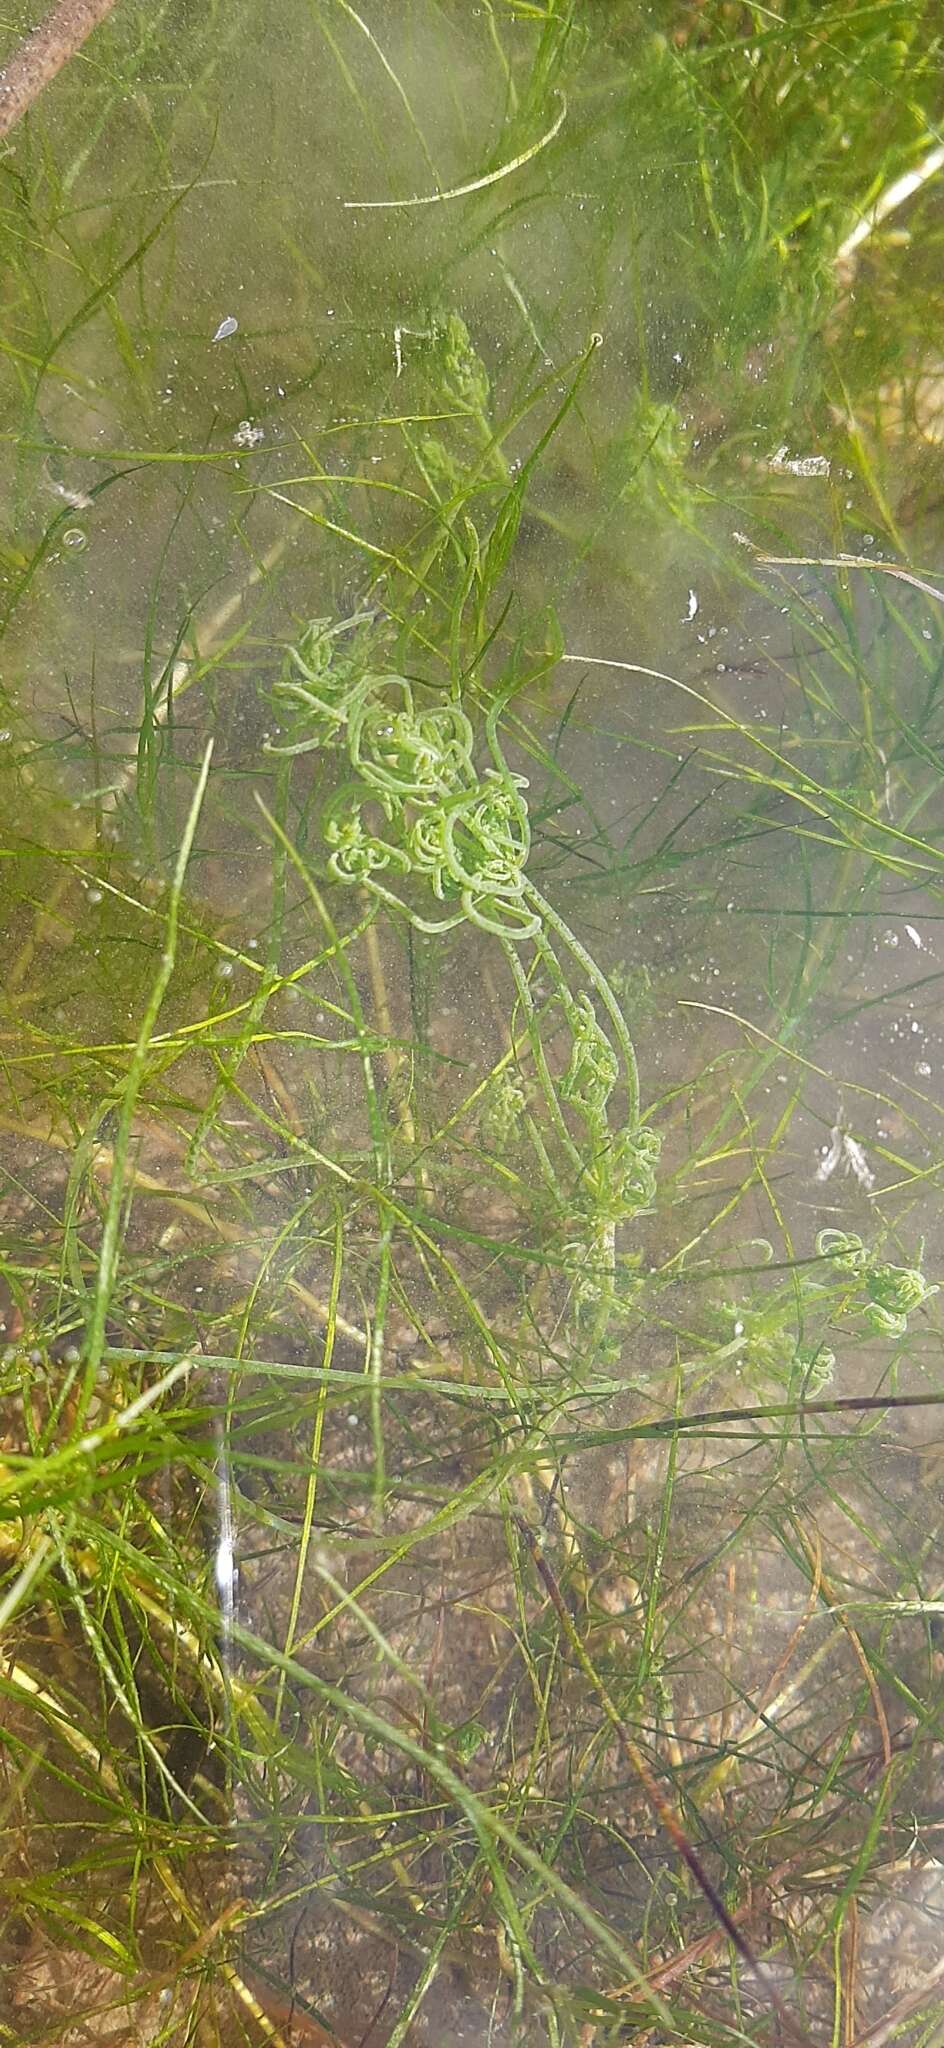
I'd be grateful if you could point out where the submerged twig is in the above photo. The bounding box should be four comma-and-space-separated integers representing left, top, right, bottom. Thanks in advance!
0, 0, 120, 140
758, 549, 944, 609
836, 140, 944, 276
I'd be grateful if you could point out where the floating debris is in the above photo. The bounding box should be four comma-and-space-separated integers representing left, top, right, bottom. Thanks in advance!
815, 1115, 875, 1191
767, 445, 831, 478
212, 314, 238, 342
43, 468, 94, 511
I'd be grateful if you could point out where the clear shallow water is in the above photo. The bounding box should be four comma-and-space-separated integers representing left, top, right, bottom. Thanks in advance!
2, 4, 944, 2044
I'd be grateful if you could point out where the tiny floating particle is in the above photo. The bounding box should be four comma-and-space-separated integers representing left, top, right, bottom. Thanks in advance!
685, 588, 699, 621
233, 419, 264, 449
212, 315, 238, 342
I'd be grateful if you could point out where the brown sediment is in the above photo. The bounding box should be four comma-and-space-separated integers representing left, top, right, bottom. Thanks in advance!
0, 0, 119, 141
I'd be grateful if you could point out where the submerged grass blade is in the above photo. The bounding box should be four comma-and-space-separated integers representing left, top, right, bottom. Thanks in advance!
343, 91, 566, 207
79, 743, 213, 1409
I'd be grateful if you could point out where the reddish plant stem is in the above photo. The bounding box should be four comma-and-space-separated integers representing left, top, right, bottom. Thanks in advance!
0, 0, 119, 140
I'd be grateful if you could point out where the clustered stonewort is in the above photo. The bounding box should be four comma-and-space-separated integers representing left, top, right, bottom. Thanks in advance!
266, 615, 662, 1338
816, 1228, 938, 1338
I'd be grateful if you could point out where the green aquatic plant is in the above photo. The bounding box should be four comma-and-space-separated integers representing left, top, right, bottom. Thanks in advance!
266, 612, 660, 1352
817, 1228, 939, 1338
267, 614, 536, 936
712, 1228, 938, 1397
438, 310, 494, 428
607, 394, 699, 526
4, 1, 944, 2040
